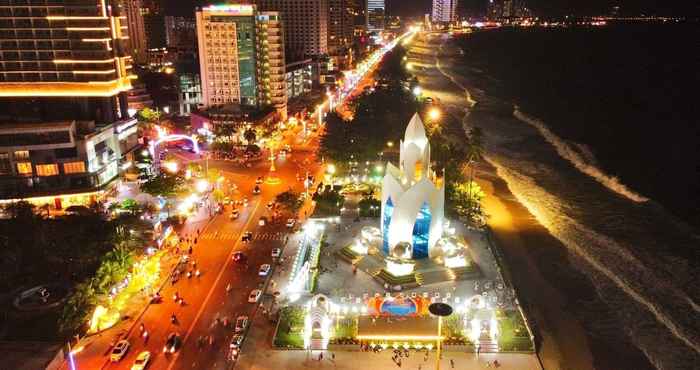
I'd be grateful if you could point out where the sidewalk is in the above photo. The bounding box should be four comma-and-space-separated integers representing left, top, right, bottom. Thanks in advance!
63, 206, 216, 370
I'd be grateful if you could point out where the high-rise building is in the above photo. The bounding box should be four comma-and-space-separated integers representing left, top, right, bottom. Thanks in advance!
196, 4, 287, 117
366, 0, 385, 31
196, 4, 258, 107
256, 12, 286, 118
165, 16, 197, 62
328, 0, 355, 56
0, 0, 138, 208
256, 0, 328, 61
165, 16, 196, 50
124, 0, 147, 63
432, 0, 458, 23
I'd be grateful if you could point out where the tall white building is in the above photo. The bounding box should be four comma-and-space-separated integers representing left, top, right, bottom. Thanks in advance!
432, 0, 458, 23
381, 113, 445, 259
366, 0, 385, 31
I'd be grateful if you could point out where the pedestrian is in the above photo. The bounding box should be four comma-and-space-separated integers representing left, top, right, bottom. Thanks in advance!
450, 359, 455, 368
319, 352, 323, 361
331, 352, 335, 361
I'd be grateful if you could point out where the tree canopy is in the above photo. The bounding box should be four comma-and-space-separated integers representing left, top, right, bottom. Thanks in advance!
275, 189, 303, 213
140, 173, 185, 198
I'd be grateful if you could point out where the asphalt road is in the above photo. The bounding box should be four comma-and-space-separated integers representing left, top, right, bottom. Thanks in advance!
103, 129, 321, 370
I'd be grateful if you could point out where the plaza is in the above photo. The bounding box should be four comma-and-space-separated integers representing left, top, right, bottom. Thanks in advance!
265, 113, 539, 367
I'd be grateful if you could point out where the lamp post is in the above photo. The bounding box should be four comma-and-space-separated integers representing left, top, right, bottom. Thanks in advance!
428, 302, 453, 370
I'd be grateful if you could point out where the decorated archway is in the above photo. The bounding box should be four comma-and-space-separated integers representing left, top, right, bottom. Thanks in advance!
149, 134, 200, 172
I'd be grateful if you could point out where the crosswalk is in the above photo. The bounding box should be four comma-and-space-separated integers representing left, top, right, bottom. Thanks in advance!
200, 231, 286, 241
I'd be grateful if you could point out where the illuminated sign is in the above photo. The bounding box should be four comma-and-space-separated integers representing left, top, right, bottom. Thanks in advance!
203, 4, 254, 15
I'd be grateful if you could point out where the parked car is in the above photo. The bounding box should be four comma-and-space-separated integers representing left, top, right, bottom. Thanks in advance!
286, 218, 296, 228
271, 248, 281, 258
252, 185, 261, 195
234, 316, 249, 333
248, 289, 262, 303
258, 264, 271, 276
230, 210, 239, 220
259, 217, 267, 226
255, 176, 263, 184
110, 340, 130, 362
130, 351, 151, 370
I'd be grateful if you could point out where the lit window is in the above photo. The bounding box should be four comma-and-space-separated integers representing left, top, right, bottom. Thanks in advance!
36, 164, 59, 176
63, 161, 86, 174
14, 150, 29, 160
16, 162, 32, 175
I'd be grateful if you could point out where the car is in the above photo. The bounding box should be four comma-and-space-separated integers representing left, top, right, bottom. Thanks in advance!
248, 289, 262, 303
252, 185, 261, 195
286, 219, 296, 228
241, 231, 253, 242
234, 315, 249, 333
130, 351, 151, 370
425, 96, 434, 103
271, 248, 281, 258
258, 217, 267, 226
110, 340, 130, 362
258, 264, 271, 276
163, 332, 182, 353
229, 334, 244, 349
233, 251, 246, 262
255, 176, 263, 184
223, 197, 232, 205
266, 201, 275, 210
230, 210, 239, 220
242, 197, 249, 206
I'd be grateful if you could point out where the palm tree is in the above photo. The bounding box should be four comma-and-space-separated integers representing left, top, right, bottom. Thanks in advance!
465, 127, 484, 217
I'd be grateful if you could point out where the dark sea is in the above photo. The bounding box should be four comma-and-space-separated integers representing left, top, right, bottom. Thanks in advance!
455, 23, 700, 228
446, 23, 700, 369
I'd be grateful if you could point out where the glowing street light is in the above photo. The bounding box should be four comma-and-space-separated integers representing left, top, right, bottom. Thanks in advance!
428, 107, 441, 121
196, 179, 209, 193
164, 161, 178, 173
412, 86, 422, 97
327, 164, 336, 175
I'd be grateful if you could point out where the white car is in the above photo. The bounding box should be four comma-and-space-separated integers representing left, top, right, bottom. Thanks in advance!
248, 289, 262, 303
286, 219, 296, 228
234, 315, 249, 333
258, 264, 271, 276
271, 248, 281, 258
130, 351, 151, 370
110, 339, 130, 362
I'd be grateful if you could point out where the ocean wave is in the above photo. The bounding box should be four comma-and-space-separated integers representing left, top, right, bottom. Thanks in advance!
487, 160, 700, 366
512, 108, 649, 203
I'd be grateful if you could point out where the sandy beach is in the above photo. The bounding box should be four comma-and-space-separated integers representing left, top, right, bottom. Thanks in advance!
405, 33, 664, 370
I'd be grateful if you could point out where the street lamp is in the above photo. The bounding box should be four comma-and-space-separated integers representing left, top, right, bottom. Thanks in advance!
428, 302, 453, 370
412, 85, 422, 97
428, 107, 441, 121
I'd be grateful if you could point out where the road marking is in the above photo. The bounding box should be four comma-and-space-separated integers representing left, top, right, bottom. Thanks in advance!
165, 198, 263, 370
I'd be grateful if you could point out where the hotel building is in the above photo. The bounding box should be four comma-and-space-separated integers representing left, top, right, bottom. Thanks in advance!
366, 0, 385, 32
431, 0, 458, 23
255, 0, 328, 61
0, 0, 138, 209
196, 4, 286, 117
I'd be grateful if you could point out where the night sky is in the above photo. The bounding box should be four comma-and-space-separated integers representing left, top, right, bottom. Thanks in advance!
166, 0, 698, 18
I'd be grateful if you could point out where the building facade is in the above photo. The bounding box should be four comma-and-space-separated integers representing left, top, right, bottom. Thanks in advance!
0, 0, 138, 207
255, 12, 286, 118
431, 0, 458, 23
196, 4, 258, 107
165, 16, 196, 53
256, 0, 328, 61
366, 0, 385, 32
123, 0, 147, 63
196, 4, 287, 117
285, 59, 313, 99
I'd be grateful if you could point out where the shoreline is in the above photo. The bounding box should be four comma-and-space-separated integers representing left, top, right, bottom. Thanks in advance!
407, 33, 660, 370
